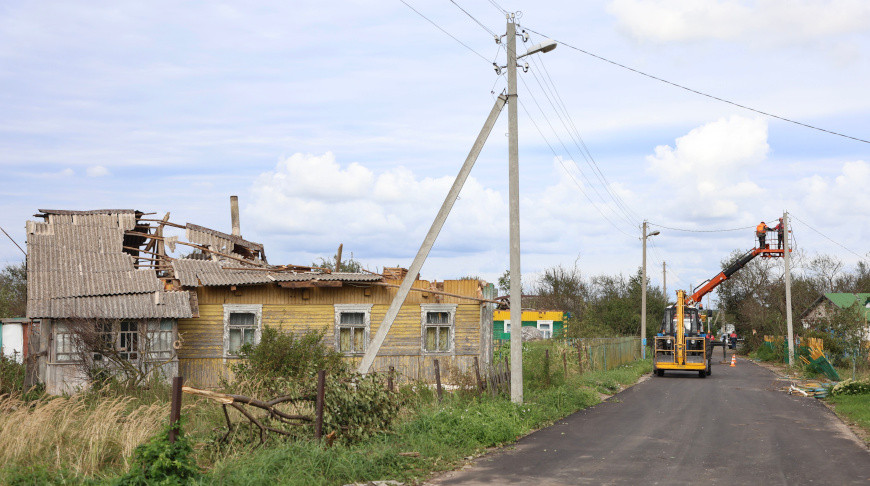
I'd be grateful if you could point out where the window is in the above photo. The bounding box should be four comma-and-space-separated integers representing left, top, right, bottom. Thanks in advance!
223, 304, 262, 357
118, 321, 139, 360
54, 323, 76, 362
537, 320, 553, 339
421, 304, 456, 353
334, 304, 372, 354
146, 319, 175, 360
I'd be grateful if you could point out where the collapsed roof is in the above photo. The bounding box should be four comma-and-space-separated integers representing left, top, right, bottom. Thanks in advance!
25, 209, 382, 320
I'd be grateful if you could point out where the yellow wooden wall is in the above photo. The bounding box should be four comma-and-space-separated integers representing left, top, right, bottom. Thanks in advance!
177, 280, 486, 387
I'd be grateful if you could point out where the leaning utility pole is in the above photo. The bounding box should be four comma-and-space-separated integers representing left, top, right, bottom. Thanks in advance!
356, 95, 507, 374
506, 16, 523, 404
783, 211, 795, 366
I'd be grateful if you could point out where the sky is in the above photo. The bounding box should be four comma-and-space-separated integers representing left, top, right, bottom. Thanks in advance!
1, 0, 869, 302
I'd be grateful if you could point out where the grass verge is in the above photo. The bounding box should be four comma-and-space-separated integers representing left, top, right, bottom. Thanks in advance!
826, 394, 870, 445
203, 359, 651, 485
0, 356, 651, 485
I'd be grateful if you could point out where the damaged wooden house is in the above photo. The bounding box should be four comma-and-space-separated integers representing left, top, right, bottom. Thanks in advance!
26, 202, 495, 394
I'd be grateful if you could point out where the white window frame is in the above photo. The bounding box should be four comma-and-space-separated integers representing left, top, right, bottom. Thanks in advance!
421, 304, 457, 354
146, 319, 176, 361
537, 320, 553, 339
223, 304, 262, 358
53, 322, 77, 363
334, 304, 372, 355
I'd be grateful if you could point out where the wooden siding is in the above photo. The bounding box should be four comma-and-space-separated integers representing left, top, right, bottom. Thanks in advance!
177, 280, 486, 388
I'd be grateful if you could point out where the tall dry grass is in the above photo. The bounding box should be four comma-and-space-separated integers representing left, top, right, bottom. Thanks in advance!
0, 394, 167, 477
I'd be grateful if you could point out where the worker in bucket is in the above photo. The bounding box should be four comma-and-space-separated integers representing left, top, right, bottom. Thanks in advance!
756, 221, 768, 249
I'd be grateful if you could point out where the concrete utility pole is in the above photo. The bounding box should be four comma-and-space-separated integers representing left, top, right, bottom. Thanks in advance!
783, 211, 795, 366
641, 221, 659, 359
663, 261, 667, 304
507, 16, 523, 404
356, 95, 507, 374
501, 16, 556, 403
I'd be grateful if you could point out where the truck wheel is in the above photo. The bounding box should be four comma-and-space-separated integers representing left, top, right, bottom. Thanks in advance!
699, 370, 706, 378
656, 369, 664, 377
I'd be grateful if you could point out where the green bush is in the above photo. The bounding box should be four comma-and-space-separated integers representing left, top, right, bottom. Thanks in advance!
754, 342, 781, 362
831, 378, 870, 396
0, 354, 25, 395
115, 421, 200, 485
232, 327, 347, 383
324, 372, 402, 444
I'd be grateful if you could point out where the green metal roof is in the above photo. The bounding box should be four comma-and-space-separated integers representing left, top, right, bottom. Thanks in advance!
824, 293, 870, 320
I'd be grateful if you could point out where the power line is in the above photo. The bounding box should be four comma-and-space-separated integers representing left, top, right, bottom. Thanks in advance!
486, 0, 508, 14
398, 0, 490, 63
0, 225, 26, 257
447, 0, 497, 37
648, 222, 755, 233
519, 76, 638, 229
523, 26, 870, 146
523, 30, 643, 224
790, 213, 869, 264
524, 53, 641, 227
518, 99, 636, 239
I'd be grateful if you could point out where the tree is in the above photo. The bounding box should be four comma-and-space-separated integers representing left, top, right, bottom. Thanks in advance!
821, 306, 868, 376
497, 269, 510, 295
531, 265, 587, 318
312, 252, 363, 273
0, 262, 26, 318
63, 318, 179, 388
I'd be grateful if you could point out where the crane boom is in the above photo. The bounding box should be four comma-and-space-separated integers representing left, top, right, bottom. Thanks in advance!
687, 247, 782, 304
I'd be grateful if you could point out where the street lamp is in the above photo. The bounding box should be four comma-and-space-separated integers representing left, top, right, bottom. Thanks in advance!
641, 221, 660, 359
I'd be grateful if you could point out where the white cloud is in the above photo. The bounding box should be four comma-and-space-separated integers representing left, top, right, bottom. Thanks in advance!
243, 152, 648, 279
86, 165, 109, 177
246, 152, 506, 260
608, 0, 870, 43
646, 116, 768, 219
797, 160, 870, 218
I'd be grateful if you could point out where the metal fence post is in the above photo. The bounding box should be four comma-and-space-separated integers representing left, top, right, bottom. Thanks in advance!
544, 349, 551, 387
434, 359, 443, 402
168, 376, 183, 443
473, 357, 484, 393
314, 370, 325, 441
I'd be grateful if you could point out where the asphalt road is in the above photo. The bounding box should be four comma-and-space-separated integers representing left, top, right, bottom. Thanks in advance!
429, 351, 870, 485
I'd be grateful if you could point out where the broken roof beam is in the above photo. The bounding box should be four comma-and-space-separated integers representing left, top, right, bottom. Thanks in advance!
124, 230, 267, 267
372, 282, 499, 304
137, 218, 187, 229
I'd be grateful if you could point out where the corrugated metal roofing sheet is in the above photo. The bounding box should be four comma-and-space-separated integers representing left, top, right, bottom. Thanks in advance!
315, 272, 382, 282
172, 259, 272, 287
186, 223, 264, 252
29, 292, 193, 319
173, 260, 382, 286
26, 211, 193, 319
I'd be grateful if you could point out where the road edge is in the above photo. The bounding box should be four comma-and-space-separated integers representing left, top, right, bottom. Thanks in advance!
424, 369, 654, 484
745, 356, 870, 449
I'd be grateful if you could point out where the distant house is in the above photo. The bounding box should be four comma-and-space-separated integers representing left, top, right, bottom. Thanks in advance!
799, 293, 870, 340
492, 309, 565, 341
25, 207, 495, 394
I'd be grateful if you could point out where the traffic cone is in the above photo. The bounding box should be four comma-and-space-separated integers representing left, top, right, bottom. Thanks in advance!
730, 355, 736, 367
